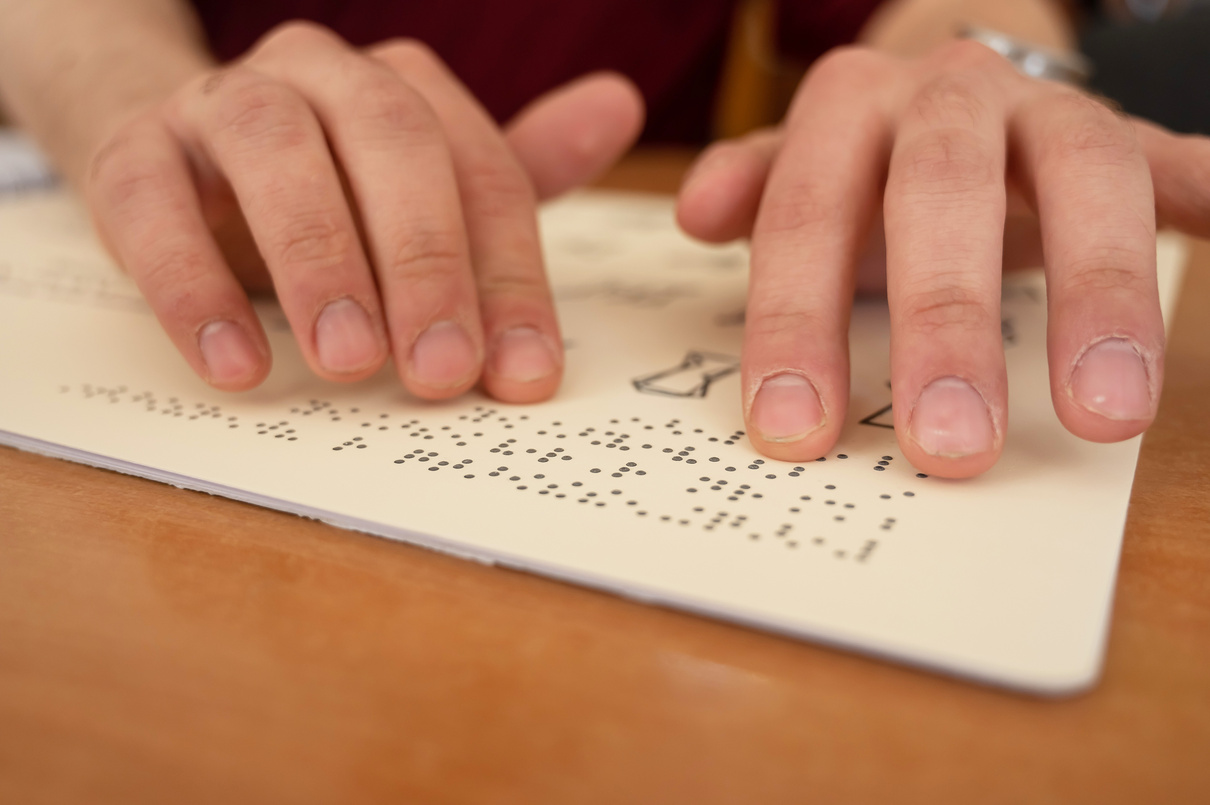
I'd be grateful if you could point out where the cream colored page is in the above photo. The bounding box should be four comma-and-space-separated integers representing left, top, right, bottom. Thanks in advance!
0, 191, 1186, 694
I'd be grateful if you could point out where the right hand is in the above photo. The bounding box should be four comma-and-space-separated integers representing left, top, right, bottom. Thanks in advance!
85, 21, 644, 400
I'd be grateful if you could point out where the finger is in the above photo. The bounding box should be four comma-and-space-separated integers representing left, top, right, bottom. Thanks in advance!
87, 116, 270, 390
243, 23, 481, 398
1134, 119, 1210, 238
743, 48, 891, 461
885, 45, 1014, 478
371, 38, 567, 402
676, 128, 782, 243
1013, 90, 1163, 442
505, 72, 645, 200
171, 57, 391, 384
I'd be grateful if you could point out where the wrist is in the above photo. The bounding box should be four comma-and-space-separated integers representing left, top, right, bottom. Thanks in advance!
860, 0, 1076, 59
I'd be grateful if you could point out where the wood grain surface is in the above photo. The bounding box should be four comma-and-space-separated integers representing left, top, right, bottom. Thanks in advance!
1, 151, 1207, 805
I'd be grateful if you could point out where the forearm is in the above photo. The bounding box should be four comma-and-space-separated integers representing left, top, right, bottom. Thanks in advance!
860, 0, 1076, 57
0, 0, 213, 186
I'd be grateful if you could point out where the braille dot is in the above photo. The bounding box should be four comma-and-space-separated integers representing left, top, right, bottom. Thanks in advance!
724, 440, 734, 445
904, 491, 915, 497
612, 472, 622, 477
711, 486, 721, 491
287, 437, 297, 441
642, 444, 652, 449
790, 508, 800, 513
635, 470, 647, 476
826, 500, 835, 505
510, 476, 521, 481
874, 466, 885, 471
816, 457, 825, 462
429, 467, 438, 471
917, 473, 928, 478
591, 468, 601, 474
591, 441, 601, 445
539, 490, 549, 495
534, 474, 545, 479
765, 474, 776, 480
539, 458, 548, 463
497, 466, 507, 471
844, 503, 854, 508
527, 449, 537, 453
465, 474, 475, 479
725, 467, 736, 472
880, 494, 891, 499
687, 488, 697, 493
663, 448, 673, 453
438, 461, 448, 466
453, 464, 464, 469
517, 485, 527, 490
878, 460, 889, 466
489, 472, 500, 477
548, 484, 558, 489
394, 459, 405, 465
637, 511, 647, 516
572, 482, 582, 487
596, 502, 605, 507
579, 499, 588, 503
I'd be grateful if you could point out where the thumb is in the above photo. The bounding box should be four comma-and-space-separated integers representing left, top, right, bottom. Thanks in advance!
506, 72, 645, 201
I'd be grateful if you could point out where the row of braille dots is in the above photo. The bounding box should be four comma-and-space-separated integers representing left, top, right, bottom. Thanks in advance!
391, 450, 475, 473
686, 478, 862, 521
256, 420, 297, 440
292, 400, 343, 422
872, 453, 930, 480
74, 384, 241, 426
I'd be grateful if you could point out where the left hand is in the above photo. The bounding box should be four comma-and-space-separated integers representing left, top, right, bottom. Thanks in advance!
677, 40, 1210, 478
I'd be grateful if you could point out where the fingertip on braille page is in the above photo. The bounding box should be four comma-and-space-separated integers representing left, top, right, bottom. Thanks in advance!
315, 298, 380, 374
411, 320, 478, 389
198, 320, 261, 386
491, 326, 559, 383
750, 373, 825, 443
908, 376, 995, 458
1068, 337, 1152, 421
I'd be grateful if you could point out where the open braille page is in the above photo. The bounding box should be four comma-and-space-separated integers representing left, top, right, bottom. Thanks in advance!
0, 190, 1186, 694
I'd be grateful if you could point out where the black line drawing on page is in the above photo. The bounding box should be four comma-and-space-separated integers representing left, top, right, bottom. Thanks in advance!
632, 351, 740, 398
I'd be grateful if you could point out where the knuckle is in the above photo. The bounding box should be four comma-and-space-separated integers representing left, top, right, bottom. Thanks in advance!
256, 20, 340, 54
898, 281, 995, 337
755, 179, 841, 237
350, 71, 434, 135
806, 45, 886, 89
906, 75, 989, 129
1056, 252, 1151, 297
208, 73, 310, 149
745, 306, 833, 342
272, 213, 356, 272
88, 129, 155, 207
372, 37, 442, 71
929, 39, 1011, 75
476, 270, 547, 301
892, 128, 998, 198
385, 228, 467, 285
461, 151, 537, 216
1033, 92, 1139, 168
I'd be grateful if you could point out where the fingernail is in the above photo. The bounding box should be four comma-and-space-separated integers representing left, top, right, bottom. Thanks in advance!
198, 320, 261, 385
316, 298, 379, 374
411, 320, 478, 388
750, 374, 825, 442
909, 377, 995, 457
1069, 338, 1151, 420
491, 327, 558, 383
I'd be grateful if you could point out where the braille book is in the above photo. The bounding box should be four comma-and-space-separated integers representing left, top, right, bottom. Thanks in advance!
0, 190, 1187, 695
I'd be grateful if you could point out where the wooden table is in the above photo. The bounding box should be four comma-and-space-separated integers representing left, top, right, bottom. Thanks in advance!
2, 151, 1208, 805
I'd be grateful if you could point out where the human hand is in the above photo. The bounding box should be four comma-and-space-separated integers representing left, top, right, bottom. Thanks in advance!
677, 40, 1210, 478
86, 22, 643, 401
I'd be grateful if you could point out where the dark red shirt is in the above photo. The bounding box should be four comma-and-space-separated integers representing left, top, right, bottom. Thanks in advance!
189, 0, 883, 143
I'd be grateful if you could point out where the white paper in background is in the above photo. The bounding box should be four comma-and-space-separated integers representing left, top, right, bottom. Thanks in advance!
0, 190, 1187, 695
0, 129, 56, 195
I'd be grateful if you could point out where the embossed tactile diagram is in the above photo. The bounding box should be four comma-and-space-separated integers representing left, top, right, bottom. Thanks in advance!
0, 190, 1187, 695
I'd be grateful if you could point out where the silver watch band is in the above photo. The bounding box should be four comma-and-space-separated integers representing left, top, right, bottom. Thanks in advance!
959, 25, 1093, 85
